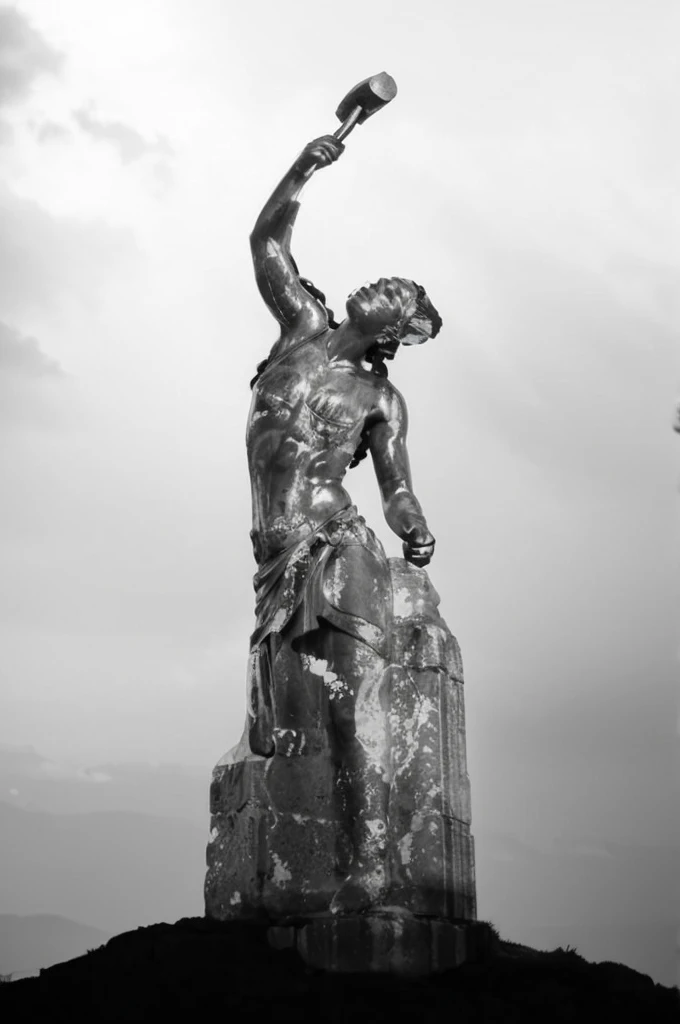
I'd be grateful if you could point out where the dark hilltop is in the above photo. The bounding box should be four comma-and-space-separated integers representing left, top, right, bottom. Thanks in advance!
1, 916, 678, 1022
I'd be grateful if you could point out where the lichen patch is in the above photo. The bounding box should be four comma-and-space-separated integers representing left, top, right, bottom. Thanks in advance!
398, 831, 413, 866
271, 852, 293, 888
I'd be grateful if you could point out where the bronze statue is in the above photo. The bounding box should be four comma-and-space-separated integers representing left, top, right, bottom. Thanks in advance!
206, 78, 478, 971
245, 131, 442, 907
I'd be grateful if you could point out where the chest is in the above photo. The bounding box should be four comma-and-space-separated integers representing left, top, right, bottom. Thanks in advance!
251, 361, 374, 442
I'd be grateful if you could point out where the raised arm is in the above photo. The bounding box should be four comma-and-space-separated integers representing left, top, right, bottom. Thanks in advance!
250, 136, 344, 344
369, 386, 435, 567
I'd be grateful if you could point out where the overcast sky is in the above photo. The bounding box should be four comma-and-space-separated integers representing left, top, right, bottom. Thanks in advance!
1, 0, 678, 850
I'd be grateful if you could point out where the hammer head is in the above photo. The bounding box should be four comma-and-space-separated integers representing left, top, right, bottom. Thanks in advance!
335, 72, 398, 126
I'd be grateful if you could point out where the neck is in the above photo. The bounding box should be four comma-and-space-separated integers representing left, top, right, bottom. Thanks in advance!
326, 320, 371, 364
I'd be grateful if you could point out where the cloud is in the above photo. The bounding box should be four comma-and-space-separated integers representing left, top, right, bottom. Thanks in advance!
0, 6, 62, 109
0, 10, 172, 181
33, 118, 71, 144
31, 758, 112, 784
0, 319, 63, 378
0, 185, 139, 319
73, 106, 173, 165
405, 200, 677, 503
0, 319, 68, 427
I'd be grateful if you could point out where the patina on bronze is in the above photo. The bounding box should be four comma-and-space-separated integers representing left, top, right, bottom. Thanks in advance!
246, 125, 443, 905
205, 78, 479, 973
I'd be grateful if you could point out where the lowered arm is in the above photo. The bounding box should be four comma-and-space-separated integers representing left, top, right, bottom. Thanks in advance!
369, 387, 435, 567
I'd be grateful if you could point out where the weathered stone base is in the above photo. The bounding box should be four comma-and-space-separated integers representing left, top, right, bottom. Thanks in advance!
206, 558, 477, 974
268, 914, 493, 976
205, 757, 340, 920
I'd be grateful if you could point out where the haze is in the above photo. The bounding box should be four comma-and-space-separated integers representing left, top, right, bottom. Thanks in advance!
0, 0, 678, 984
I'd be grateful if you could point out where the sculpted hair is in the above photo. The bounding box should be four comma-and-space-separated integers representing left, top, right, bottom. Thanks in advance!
351, 282, 442, 469
374, 281, 443, 348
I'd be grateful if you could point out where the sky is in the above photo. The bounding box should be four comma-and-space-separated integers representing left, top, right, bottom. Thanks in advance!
0, 0, 678, 852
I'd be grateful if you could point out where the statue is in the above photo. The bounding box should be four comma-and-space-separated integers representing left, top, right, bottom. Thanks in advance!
245, 129, 444, 907
206, 76, 479, 974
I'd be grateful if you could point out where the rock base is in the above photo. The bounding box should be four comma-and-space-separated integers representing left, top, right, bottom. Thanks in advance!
268, 914, 493, 976
206, 558, 477, 974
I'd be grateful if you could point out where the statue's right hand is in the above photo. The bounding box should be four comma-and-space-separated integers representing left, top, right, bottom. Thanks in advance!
296, 135, 345, 175
403, 527, 435, 568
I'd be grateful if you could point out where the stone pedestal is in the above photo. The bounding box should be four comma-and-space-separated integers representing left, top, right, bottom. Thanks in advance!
205, 558, 477, 973
269, 912, 491, 976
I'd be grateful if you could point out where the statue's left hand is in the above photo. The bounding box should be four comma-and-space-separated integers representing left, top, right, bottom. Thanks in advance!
403, 528, 435, 567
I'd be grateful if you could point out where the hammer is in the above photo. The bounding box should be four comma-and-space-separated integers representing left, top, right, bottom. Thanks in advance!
333, 72, 397, 142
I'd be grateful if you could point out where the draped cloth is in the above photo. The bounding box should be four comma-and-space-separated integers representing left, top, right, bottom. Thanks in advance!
247, 506, 393, 756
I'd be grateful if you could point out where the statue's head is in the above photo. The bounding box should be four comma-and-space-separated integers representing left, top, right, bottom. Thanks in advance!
345, 277, 442, 361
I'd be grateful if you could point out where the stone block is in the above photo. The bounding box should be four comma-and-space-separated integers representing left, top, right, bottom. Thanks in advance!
258, 812, 338, 918
209, 759, 267, 820
205, 756, 339, 921
293, 913, 487, 976
262, 752, 335, 817
387, 812, 476, 919
205, 805, 267, 919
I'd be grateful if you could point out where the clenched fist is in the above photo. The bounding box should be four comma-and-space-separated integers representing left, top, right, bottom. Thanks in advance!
295, 135, 345, 177
403, 526, 435, 568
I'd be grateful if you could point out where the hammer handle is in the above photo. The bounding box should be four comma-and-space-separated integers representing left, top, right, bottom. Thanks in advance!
305, 104, 364, 173
333, 105, 363, 142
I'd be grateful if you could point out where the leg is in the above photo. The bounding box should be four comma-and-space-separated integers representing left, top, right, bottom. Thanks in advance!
296, 625, 390, 909
249, 632, 327, 758
270, 631, 328, 757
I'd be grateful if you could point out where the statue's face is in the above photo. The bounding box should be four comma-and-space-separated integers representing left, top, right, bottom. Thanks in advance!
345, 277, 420, 345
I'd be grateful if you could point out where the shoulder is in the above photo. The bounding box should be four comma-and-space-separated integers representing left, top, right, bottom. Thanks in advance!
260, 327, 331, 380
373, 377, 408, 424
272, 324, 331, 361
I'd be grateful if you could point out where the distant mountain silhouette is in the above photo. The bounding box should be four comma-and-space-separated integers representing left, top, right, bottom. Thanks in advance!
0, 917, 677, 1022
0, 914, 110, 975
0, 802, 203, 934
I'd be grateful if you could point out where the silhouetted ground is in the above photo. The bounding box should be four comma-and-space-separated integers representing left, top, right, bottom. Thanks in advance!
1, 916, 677, 1022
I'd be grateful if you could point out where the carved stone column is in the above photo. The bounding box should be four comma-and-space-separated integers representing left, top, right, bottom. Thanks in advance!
205, 558, 481, 973
384, 558, 476, 921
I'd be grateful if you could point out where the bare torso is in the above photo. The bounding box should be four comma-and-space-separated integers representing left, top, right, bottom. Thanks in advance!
246, 135, 434, 570
247, 331, 386, 563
